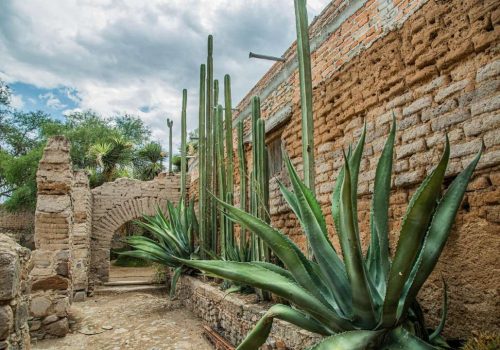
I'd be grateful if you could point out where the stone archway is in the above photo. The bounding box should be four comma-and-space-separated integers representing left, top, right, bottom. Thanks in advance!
89, 175, 182, 283
90, 173, 181, 283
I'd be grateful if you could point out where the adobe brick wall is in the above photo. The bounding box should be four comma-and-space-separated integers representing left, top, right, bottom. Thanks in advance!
0, 208, 35, 249
208, 0, 499, 339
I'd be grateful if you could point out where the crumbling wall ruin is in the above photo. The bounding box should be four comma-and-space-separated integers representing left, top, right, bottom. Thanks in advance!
0, 234, 32, 349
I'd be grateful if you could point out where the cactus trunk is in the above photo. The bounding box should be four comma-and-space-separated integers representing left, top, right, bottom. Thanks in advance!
167, 119, 173, 173
294, 0, 315, 193
215, 104, 227, 258
198, 64, 207, 256
237, 120, 247, 256
224, 75, 234, 247
180, 89, 187, 201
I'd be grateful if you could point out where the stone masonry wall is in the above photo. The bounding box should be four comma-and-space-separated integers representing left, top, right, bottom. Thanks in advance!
30, 137, 74, 339
218, 0, 499, 339
176, 276, 321, 350
90, 173, 183, 283
0, 208, 35, 250
0, 234, 32, 350
71, 171, 92, 301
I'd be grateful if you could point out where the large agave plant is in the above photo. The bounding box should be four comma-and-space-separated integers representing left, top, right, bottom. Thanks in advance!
121, 200, 199, 298
180, 119, 481, 349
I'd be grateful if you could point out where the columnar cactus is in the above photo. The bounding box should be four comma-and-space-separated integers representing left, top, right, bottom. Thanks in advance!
215, 104, 227, 257
167, 118, 173, 173
180, 89, 187, 201
294, 0, 315, 193
206, 35, 216, 252
224, 74, 234, 246
237, 120, 247, 255
198, 64, 207, 254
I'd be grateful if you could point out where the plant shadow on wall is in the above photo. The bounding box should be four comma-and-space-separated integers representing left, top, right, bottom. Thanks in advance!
181, 118, 482, 350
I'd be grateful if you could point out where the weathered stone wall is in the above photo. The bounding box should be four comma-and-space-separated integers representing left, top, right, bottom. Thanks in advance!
90, 174, 183, 283
0, 234, 32, 350
176, 276, 321, 349
0, 207, 35, 250
30, 136, 73, 339
214, 0, 499, 338
71, 171, 92, 301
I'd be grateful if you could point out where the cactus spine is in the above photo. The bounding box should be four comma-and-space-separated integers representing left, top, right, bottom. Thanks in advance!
294, 0, 315, 193
180, 89, 187, 201
167, 118, 173, 173
198, 64, 207, 255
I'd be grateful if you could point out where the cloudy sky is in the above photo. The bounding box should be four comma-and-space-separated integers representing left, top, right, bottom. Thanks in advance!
0, 0, 330, 148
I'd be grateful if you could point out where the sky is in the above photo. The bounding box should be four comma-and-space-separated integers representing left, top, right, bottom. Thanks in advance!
0, 0, 330, 149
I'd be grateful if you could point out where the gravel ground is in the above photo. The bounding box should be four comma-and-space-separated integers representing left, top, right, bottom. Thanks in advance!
32, 291, 212, 350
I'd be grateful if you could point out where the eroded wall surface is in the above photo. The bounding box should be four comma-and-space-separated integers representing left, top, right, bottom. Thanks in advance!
214, 0, 499, 338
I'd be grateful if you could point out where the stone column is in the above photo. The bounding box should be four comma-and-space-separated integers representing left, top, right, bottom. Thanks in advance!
30, 136, 74, 339
71, 171, 92, 301
0, 234, 32, 350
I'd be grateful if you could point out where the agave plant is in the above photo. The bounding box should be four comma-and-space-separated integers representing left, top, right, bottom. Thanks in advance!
121, 200, 199, 298
180, 119, 481, 349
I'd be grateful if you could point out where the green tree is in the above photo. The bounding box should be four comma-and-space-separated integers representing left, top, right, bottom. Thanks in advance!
134, 142, 165, 180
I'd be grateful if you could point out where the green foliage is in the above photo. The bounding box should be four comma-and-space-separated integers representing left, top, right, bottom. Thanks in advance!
0, 107, 154, 211
181, 120, 481, 350
112, 254, 151, 267
133, 142, 165, 181
121, 201, 199, 298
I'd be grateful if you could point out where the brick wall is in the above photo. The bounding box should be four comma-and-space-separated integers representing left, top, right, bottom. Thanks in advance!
0, 208, 35, 249
217, 0, 499, 338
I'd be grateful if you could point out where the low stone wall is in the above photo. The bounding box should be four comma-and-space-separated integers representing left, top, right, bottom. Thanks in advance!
175, 276, 322, 349
0, 234, 32, 350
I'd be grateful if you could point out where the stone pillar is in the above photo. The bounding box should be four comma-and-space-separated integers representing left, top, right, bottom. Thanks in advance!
71, 171, 92, 301
0, 234, 32, 350
30, 136, 73, 339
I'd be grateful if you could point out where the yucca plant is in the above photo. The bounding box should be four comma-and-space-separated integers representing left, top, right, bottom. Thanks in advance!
121, 200, 199, 298
179, 119, 481, 349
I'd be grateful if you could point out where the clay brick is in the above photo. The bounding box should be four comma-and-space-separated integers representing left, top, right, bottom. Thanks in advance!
435, 79, 470, 102
450, 139, 482, 159
387, 92, 413, 109
394, 169, 425, 187
431, 109, 470, 131
470, 94, 500, 116
406, 66, 438, 86
476, 60, 500, 82
472, 29, 499, 53
416, 76, 448, 95
437, 42, 474, 70
421, 98, 458, 121
396, 139, 426, 159
402, 124, 431, 142
402, 96, 432, 117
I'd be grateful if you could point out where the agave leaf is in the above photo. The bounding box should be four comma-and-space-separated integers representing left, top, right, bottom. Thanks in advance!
169, 266, 182, 300
179, 259, 354, 332
237, 304, 333, 350
338, 152, 376, 327
282, 154, 351, 316
429, 279, 448, 342
367, 115, 396, 299
214, 196, 337, 310
381, 138, 450, 328
383, 326, 439, 349
398, 149, 481, 320
347, 123, 366, 236
308, 330, 383, 350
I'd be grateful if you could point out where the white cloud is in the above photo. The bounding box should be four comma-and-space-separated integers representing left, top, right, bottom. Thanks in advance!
0, 0, 330, 148
10, 94, 24, 109
38, 92, 67, 110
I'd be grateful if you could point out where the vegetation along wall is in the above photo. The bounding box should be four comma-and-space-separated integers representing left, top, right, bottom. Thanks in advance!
194, 0, 499, 339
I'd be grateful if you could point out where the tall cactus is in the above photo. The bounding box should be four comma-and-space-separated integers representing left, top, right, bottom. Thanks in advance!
215, 104, 227, 257
224, 74, 234, 247
167, 118, 173, 173
294, 0, 315, 193
198, 64, 207, 255
180, 89, 187, 201
237, 120, 247, 257
205, 35, 216, 252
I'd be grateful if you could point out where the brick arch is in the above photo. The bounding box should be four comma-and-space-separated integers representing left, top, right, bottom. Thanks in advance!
89, 174, 182, 283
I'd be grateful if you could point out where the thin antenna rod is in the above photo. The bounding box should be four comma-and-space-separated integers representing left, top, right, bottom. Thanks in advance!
249, 52, 285, 62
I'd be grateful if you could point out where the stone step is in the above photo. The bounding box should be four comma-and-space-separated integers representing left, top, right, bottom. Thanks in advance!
103, 280, 156, 286
94, 284, 167, 295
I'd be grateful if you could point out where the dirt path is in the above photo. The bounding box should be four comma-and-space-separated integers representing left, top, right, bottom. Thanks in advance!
32, 291, 212, 350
